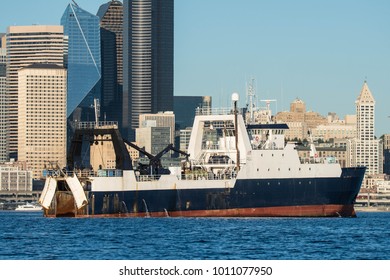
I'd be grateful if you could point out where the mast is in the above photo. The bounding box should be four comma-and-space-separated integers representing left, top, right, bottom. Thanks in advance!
232, 92, 240, 171
94, 98, 100, 127
246, 78, 256, 124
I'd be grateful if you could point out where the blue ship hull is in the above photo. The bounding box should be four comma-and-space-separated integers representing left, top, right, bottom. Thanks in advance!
52, 167, 365, 218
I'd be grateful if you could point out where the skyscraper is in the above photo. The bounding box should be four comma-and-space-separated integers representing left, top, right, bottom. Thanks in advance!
173, 96, 212, 130
18, 64, 67, 178
348, 81, 383, 177
97, 0, 123, 124
61, 3, 101, 122
0, 34, 7, 162
123, 0, 174, 140
6, 25, 66, 159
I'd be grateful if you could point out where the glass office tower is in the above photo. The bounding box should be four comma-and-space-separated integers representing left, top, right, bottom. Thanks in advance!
97, 0, 123, 125
61, 3, 101, 122
123, 0, 174, 140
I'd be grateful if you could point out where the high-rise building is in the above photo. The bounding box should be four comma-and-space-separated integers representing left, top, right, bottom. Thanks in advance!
5, 25, 66, 159
0, 35, 8, 162
173, 96, 212, 130
97, 0, 123, 125
136, 126, 171, 155
17, 64, 67, 179
179, 128, 192, 154
139, 111, 175, 144
383, 134, 390, 175
347, 81, 383, 177
61, 3, 101, 122
123, 0, 174, 139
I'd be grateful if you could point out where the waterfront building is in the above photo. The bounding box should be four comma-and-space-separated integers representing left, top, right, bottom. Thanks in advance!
123, 0, 174, 139
0, 37, 7, 162
0, 164, 32, 192
97, 0, 123, 125
5, 25, 66, 159
61, 3, 101, 122
347, 81, 383, 179
17, 64, 67, 179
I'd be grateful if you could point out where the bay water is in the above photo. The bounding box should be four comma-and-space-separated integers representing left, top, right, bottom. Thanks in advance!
1, 211, 389, 260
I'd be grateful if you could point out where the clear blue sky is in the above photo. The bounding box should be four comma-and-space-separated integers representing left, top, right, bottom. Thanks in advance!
1, 0, 389, 136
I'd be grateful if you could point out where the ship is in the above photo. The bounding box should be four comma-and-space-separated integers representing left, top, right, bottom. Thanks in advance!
39, 94, 365, 218
15, 203, 42, 212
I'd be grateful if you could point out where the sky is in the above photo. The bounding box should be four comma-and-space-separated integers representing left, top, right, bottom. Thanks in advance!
1, 0, 389, 136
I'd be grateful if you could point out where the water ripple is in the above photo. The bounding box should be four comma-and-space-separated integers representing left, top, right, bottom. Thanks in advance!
1, 212, 390, 259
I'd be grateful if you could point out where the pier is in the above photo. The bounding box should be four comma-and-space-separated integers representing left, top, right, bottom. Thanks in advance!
355, 192, 390, 211
0, 191, 41, 210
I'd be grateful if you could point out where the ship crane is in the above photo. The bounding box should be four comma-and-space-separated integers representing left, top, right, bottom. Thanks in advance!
149, 144, 190, 174
123, 140, 189, 175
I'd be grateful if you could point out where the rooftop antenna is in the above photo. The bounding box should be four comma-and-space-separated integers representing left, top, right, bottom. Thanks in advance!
72, 0, 79, 7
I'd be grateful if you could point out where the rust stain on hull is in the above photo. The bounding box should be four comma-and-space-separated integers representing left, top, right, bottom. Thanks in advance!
44, 204, 356, 218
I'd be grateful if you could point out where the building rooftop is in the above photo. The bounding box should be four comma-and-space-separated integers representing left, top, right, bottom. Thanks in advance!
20, 63, 64, 70
356, 81, 375, 104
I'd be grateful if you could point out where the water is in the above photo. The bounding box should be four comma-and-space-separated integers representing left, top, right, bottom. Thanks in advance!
1, 211, 389, 260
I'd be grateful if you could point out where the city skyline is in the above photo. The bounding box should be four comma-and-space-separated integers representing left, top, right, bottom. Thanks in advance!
0, 0, 389, 136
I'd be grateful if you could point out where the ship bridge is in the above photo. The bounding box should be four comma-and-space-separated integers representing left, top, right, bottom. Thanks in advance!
187, 112, 252, 167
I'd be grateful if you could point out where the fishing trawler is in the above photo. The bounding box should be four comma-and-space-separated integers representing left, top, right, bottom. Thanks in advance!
39, 93, 365, 217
